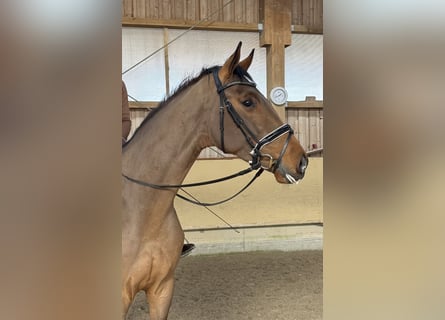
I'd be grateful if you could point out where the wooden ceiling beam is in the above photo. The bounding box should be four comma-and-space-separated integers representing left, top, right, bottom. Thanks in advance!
122, 17, 259, 32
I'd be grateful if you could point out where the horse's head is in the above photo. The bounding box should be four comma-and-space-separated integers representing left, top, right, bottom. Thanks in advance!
210, 42, 308, 184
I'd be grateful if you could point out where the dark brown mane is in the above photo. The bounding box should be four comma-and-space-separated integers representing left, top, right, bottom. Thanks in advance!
123, 65, 252, 148
151, 67, 217, 120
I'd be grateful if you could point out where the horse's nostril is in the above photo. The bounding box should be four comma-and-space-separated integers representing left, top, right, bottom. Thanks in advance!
299, 155, 308, 174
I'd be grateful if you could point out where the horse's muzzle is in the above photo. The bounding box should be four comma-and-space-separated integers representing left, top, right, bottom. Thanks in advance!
298, 154, 308, 176
274, 153, 308, 184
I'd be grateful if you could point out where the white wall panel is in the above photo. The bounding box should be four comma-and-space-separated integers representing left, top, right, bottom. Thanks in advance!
285, 34, 323, 101
167, 30, 267, 96
122, 27, 166, 101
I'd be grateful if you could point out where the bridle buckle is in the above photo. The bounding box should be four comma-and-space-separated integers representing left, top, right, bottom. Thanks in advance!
260, 154, 275, 170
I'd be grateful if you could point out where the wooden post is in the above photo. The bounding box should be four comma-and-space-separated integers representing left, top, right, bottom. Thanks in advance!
259, 0, 292, 121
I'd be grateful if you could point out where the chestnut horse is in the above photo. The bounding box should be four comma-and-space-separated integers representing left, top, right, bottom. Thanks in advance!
122, 43, 308, 320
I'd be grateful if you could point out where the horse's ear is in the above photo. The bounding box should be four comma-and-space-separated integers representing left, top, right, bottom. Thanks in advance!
219, 41, 242, 83
238, 49, 255, 72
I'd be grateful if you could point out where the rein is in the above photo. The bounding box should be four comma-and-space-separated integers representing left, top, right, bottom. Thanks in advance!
123, 167, 254, 189
122, 68, 293, 206
122, 168, 264, 207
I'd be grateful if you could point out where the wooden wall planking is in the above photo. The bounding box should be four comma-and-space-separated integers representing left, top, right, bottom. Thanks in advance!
209, 0, 221, 21
222, 0, 233, 22
161, 0, 172, 19
172, 0, 182, 19
319, 109, 323, 150
234, 0, 245, 23
297, 109, 309, 152
199, 0, 208, 21
186, 0, 198, 21
123, 0, 133, 18
123, 0, 260, 24
309, 109, 320, 149
123, 1, 321, 33
287, 100, 323, 155
290, 0, 323, 33
146, 0, 158, 18
134, 0, 145, 18
245, 0, 257, 24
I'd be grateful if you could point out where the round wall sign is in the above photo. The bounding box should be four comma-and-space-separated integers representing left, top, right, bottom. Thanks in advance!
270, 87, 288, 106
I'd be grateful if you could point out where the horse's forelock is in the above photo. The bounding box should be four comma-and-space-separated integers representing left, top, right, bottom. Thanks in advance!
234, 65, 254, 82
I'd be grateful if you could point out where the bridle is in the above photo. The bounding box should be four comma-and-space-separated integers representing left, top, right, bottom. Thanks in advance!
212, 67, 293, 172
122, 67, 294, 206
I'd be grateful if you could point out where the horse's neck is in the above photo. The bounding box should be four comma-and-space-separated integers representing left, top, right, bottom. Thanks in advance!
123, 80, 214, 186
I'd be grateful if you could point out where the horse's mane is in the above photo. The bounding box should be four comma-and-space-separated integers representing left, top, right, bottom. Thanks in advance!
123, 65, 252, 148
146, 66, 217, 123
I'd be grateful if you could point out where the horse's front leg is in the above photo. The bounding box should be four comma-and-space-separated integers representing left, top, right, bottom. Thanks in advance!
146, 276, 175, 320
145, 207, 184, 320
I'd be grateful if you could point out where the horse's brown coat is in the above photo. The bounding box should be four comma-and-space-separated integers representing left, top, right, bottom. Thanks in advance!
122, 43, 307, 320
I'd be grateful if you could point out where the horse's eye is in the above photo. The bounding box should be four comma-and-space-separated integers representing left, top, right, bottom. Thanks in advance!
242, 99, 253, 107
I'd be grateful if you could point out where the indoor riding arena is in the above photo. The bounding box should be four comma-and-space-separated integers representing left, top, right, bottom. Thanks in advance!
122, 1, 323, 319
